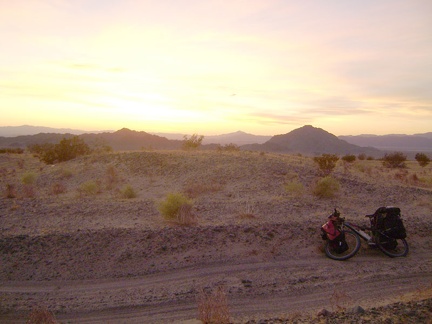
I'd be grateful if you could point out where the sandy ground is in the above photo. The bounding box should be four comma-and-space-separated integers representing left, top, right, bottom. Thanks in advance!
0, 151, 431, 323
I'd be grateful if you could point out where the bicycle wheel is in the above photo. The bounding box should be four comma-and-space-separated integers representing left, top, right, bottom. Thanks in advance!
376, 235, 409, 257
324, 230, 361, 261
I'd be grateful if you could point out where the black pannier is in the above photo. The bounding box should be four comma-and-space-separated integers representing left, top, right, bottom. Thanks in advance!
375, 207, 407, 239
330, 232, 349, 254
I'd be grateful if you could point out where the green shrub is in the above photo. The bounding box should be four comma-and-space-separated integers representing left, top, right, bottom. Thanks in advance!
182, 134, 204, 150
313, 154, 339, 175
29, 136, 91, 164
341, 154, 356, 163
78, 181, 100, 196
21, 172, 37, 185
313, 176, 340, 198
121, 185, 137, 199
59, 168, 74, 179
415, 153, 430, 167
216, 143, 240, 152
382, 152, 407, 168
158, 192, 194, 223
284, 180, 305, 196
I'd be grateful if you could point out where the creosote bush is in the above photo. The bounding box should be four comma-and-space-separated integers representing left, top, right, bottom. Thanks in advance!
158, 192, 196, 224
313, 154, 339, 175
382, 152, 407, 168
216, 143, 240, 152
29, 136, 91, 164
182, 134, 204, 150
284, 180, 305, 196
341, 154, 356, 163
78, 180, 100, 196
313, 176, 340, 198
21, 172, 37, 185
121, 185, 137, 199
415, 153, 430, 167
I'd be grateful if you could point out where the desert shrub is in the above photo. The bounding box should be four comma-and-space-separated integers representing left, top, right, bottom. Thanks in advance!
106, 165, 119, 189
182, 134, 204, 150
0, 148, 24, 154
284, 180, 305, 196
313, 176, 340, 198
313, 154, 339, 175
59, 168, 74, 179
121, 185, 137, 199
183, 181, 223, 198
23, 184, 36, 198
216, 143, 240, 152
21, 172, 38, 185
341, 154, 356, 163
382, 152, 407, 168
415, 153, 430, 167
29, 136, 91, 164
78, 180, 100, 196
237, 200, 256, 219
158, 192, 194, 223
5, 183, 16, 198
27, 307, 57, 324
176, 203, 197, 225
358, 153, 366, 160
197, 286, 230, 324
51, 182, 66, 195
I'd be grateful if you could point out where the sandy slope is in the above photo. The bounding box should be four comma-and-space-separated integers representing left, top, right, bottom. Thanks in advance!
0, 151, 431, 322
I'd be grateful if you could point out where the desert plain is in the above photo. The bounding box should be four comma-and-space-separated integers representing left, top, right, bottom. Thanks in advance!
0, 150, 431, 323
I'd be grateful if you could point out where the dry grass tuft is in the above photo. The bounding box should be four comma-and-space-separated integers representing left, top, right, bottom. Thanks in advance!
176, 203, 197, 225
197, 286, 230, 324
183, 181, 223, 199
27, 307, 57, 324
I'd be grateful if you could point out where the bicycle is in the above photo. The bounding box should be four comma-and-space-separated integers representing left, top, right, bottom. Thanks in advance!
321, 208, 409, 261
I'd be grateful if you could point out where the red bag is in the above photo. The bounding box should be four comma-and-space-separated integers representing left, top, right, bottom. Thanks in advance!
321, 220, 340, 241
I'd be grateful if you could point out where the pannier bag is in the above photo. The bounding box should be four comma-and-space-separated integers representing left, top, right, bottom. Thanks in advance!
321, 221, 349, 254
374, 207, 407, 239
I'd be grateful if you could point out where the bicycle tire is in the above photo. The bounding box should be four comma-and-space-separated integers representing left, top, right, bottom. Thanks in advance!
324, 230, 361, 261
376, 235, 409, 257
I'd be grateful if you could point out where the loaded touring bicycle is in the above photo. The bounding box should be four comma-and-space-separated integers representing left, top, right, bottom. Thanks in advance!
321, 207, 409, 261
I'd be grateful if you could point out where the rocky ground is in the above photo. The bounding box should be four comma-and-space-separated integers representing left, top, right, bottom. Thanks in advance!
0, 151, 431, 323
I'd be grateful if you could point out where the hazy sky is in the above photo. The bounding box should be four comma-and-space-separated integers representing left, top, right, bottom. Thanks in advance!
1, 0, 431, 136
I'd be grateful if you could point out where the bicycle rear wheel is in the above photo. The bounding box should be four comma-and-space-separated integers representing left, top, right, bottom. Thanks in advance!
376, 235, 409, 257
324, 230, 361, 261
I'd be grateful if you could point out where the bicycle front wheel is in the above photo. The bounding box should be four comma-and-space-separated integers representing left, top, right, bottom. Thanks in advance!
324, 230, 361, 261
376, 235, 409, 257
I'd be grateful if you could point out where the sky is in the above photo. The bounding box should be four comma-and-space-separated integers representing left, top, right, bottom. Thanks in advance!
1, 0, 431, 136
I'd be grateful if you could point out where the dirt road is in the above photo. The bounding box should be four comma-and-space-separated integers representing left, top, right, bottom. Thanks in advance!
1, 247, 431, 323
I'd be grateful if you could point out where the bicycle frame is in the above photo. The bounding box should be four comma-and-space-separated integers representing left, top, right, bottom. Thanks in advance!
343, 222, 372, 242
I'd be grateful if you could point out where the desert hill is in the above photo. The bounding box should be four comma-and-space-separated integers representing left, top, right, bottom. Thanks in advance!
243, 125, 382, 157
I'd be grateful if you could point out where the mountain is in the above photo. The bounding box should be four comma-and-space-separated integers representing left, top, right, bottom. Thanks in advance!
81, 128, 181, 151
242, 125, 382, 156
0, 125, 109, 137
339, 134, 432, 152
0, 128, 181, 151
203, 131, 271, 145
151, 131, 271, 145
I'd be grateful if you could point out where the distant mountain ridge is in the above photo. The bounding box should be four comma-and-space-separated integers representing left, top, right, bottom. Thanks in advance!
0, 125, 110, 137
1, 125, 431, 155
339, 134, 432, 152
